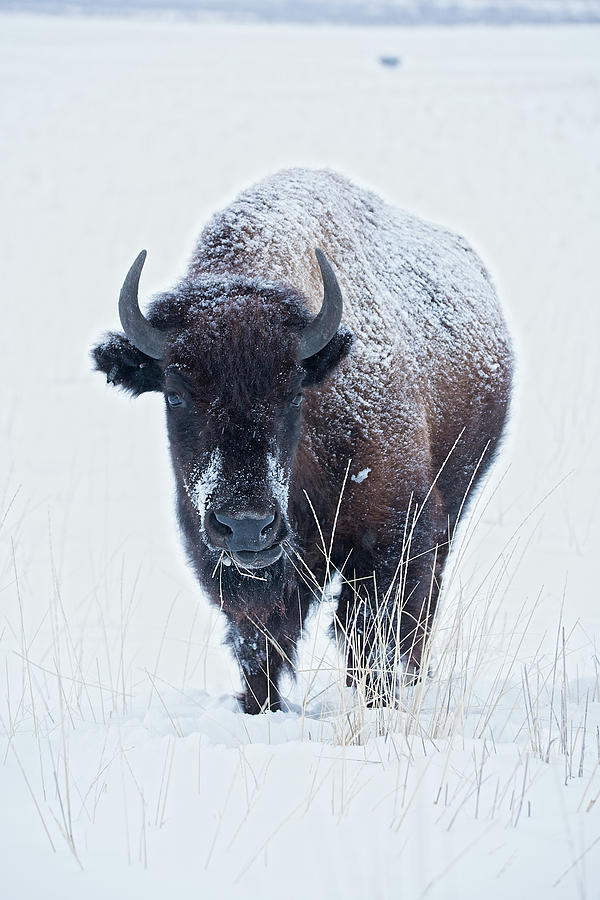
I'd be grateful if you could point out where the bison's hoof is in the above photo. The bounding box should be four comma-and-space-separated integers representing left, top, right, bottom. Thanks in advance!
237, 690, 283, 715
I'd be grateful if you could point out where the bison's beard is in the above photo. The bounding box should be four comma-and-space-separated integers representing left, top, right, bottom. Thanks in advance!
198, 545, 298, 624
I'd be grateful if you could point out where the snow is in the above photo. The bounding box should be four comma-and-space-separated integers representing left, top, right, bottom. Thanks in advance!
2, 0, 600, 25
186, 447, 223, 526
266, 450, 290, 515
1, 12, 600, 900
351, 467, 371, 483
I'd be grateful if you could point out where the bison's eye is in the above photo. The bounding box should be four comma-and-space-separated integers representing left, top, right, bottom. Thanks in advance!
167, 392, 185, 409
291, 393, 303, 408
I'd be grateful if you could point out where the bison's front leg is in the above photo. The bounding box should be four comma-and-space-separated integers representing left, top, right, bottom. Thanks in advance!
226, 588, 312, 714
229, 617, 288, 714
334, 522, 448, 703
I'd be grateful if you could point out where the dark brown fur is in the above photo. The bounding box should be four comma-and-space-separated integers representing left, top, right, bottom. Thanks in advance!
92, 169, 513, 713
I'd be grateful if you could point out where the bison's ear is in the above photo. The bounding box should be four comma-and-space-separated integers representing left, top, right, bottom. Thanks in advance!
91, 331, 163, 396
301, 328, 354, 387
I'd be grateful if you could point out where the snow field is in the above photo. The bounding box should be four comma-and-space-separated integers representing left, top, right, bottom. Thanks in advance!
1, 14, 600, 898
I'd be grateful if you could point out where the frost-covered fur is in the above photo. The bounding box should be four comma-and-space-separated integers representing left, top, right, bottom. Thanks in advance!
92, 168, 513, 713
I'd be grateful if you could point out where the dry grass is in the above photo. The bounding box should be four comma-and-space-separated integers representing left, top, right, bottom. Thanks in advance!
1, 464, 598, 888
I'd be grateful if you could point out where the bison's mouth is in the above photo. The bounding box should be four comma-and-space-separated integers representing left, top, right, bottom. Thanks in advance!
229, 544, 283, 570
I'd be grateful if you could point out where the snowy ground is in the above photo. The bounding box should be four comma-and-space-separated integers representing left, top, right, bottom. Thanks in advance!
1, 13, 600, 899
3, 0, 600, 25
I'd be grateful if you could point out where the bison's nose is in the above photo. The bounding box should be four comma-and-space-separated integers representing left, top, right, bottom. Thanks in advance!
210, 510, 277, 552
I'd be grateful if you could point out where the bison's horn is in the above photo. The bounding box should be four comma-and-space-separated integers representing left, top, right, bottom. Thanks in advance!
298, 248, 344, 360
118, 250, 167, 360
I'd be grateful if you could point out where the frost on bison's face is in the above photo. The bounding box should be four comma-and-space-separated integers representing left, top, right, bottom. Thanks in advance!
160, 278, 350, 574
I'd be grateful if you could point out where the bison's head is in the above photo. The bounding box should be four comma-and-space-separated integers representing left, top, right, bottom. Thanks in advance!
93, 250, 352, 570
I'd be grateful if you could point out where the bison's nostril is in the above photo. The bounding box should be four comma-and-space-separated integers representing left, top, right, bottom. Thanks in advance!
211, 512, 233, 537
260, 513, 276, 535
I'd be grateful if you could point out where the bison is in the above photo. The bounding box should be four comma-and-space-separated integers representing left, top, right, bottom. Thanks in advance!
92, 168, 513, 713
